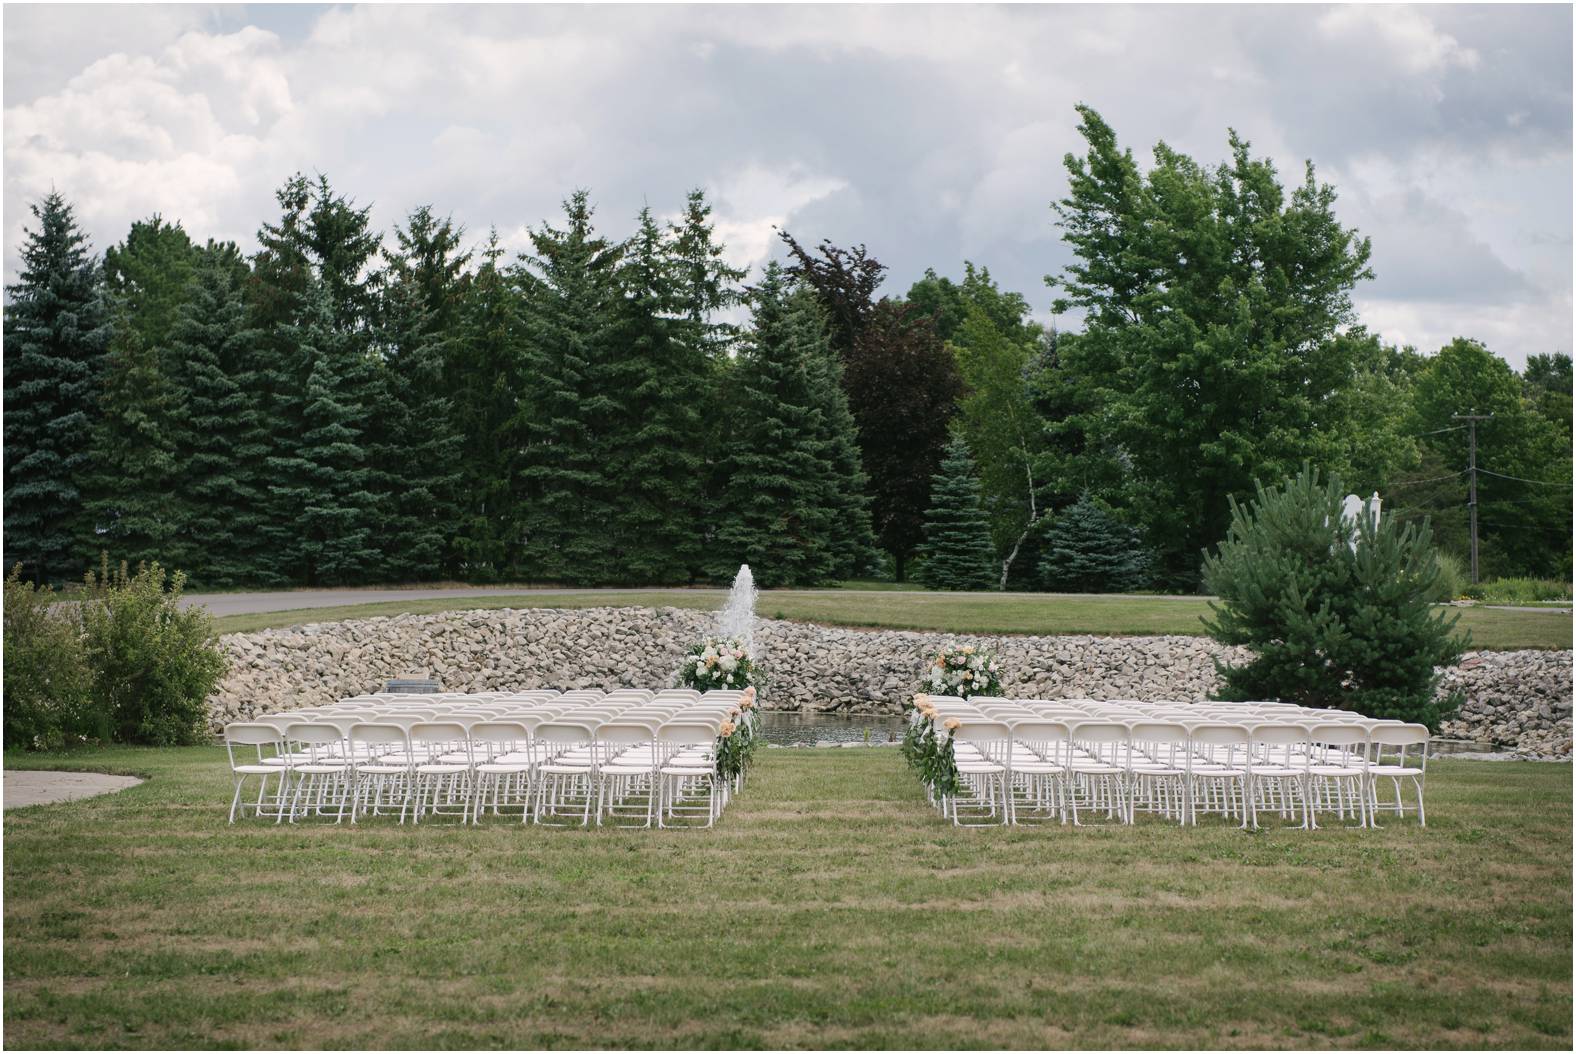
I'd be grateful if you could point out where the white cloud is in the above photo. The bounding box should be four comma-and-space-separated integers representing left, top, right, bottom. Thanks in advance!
2, 5, 1568, 367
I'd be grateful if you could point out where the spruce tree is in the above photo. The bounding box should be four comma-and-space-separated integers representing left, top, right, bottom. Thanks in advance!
607, 204, 741, 583
249, 174, 384, 584
102, 216, 198, 350
80, 324, 177, 567
3, 192, 113, 583
163, 242, 272, 585
709, 264, 837, 587
800, 290, 879, 580
915, 433, 997, 590
1037, 493, 1152, 593
512, 192, 625, 584
373, 207, 468, 581
451, 232, 525, 579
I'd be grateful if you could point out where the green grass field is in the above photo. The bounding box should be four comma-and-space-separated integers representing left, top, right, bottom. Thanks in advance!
213, 589, 1573, 650
4, 747, 1570, 1049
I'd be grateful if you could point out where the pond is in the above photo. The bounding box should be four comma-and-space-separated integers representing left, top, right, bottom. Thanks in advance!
757, 710, 905, 747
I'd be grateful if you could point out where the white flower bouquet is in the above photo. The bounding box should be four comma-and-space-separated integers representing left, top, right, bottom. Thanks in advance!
922, 643, 1002, 700
676, 635, 757, 693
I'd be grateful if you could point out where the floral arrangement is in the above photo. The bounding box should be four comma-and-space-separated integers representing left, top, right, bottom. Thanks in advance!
901, 693, 961, 798
922, 643, 1002, 699
714, 685, 761, 782
676, 636, 757, 693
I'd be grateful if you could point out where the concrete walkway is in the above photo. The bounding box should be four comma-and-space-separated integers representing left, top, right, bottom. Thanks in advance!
4, 770, 144, 809
179, 586, 700, 618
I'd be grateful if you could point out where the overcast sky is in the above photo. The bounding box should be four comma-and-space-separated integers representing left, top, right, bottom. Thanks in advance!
4, 3, 1570, 365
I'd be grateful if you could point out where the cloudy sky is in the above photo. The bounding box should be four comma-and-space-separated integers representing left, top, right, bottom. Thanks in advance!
4, 4, 1570, 365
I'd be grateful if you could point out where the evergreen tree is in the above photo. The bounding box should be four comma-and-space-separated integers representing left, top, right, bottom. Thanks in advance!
163, 243, 273, 585
915, 433, 997, 591
264, 284, 381, 583
1037, 494, 1153, 593
80, 216, 203, 571
1202, 465, 1467, 728
709, 264, 839, 587
451, 232, 525, 579
3, 192, 113, 583
606, 207, 710, 582
80, 323, 177, 567
800, 290, 879, 580
249, 174, 384, 584
512, 191, 625, 584
373, 207, 468, 581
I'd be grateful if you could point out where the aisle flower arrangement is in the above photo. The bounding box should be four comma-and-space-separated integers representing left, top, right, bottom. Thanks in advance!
923, 644, 1002, 700
901, 694, 961, 798
676, 636, 756, 692
715, 685, 761, 783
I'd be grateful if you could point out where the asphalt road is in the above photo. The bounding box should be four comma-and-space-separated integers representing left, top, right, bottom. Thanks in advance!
178, 586, 702, 617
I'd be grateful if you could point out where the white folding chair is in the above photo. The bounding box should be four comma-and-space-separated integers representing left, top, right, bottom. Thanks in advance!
223, 723, 287, 823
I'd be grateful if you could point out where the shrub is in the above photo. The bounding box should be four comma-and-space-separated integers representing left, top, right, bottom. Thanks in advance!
1429, 551, 1467, 603
1462, 577, 1573, 604
78, 558, 227, 746
1201, 465, 1468, 730
3, 566, 96, 750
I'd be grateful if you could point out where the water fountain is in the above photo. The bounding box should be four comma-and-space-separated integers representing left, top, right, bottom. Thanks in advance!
716, 563, 759, 659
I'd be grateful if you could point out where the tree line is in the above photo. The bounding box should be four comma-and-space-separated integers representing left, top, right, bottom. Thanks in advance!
5, 107, 1571, 592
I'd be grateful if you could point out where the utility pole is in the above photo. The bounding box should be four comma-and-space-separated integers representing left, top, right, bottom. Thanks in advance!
1453, 413, 1492, 584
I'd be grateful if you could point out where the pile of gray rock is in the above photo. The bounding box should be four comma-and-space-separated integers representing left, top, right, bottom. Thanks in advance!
206, 605, 1572, 756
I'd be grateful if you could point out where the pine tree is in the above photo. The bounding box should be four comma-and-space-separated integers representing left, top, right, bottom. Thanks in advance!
1202, 464, 1467, 727
800, 290, 879, 580
451, 231, 525, 579
709, 264, 838, 587
512, 192, 625, 584
249, 174, 384, 584
372, 207, 468, 581
80, 216, 203, 571
163, 242, 273, 585
3, 192, 113, 583
1037, 493, 1152, 593
915, 434, 997, 591
264, 284, 380, 584
80, 324, 177, 567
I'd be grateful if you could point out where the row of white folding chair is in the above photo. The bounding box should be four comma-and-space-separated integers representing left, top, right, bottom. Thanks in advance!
227, 710, 734, 825
937, 712, 1426, 829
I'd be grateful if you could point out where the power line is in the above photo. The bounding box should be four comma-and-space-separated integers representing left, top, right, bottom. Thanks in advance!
1386, 471, 1465, 488
1414, 425, 1466, 437
1479, 468, 1574, 487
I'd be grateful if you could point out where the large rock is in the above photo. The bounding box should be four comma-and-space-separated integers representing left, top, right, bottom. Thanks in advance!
205, 606, 1573, 756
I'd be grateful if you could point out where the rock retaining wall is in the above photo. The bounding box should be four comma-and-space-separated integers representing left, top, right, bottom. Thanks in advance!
208, 606, 1572, 756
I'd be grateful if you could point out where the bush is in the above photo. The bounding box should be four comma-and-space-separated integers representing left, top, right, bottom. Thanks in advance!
79, 558, 228, 746
1201, 465, 1468, 730
1429, 551, 1467, 603
1462, 577, 1573, 604
3, 566, 97, 750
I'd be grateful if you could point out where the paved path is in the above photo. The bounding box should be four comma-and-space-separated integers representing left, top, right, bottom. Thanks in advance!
179, 586, 699, 617
4, 770, 143, 809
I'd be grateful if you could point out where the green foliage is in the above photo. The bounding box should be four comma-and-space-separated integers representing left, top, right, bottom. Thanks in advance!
782, 233, 963, 579
1202, 465, 1468, 729
915, 434, 998, 591
1038, 494, 1153, 593
3, 566, 96, 750
78, 558, 227, 746
901, 707, 962, 798
1404, 338, 1572, 580
1050, 107, 1375, 588
710, 266, 870, 586
3, 192, 113, 584
1462, 577, 1572, 604
1429, 550, 1467, 603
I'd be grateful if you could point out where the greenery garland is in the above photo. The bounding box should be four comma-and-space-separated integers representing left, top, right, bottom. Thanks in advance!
901, 695, 962, 798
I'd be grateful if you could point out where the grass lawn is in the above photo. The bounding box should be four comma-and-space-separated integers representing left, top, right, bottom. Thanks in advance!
4, 748, 1570, 1049
213, 589, 1573, 651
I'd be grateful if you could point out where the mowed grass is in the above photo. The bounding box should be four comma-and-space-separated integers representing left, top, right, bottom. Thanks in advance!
4, 748, 1570, 1049
212, 589, 1573, 650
